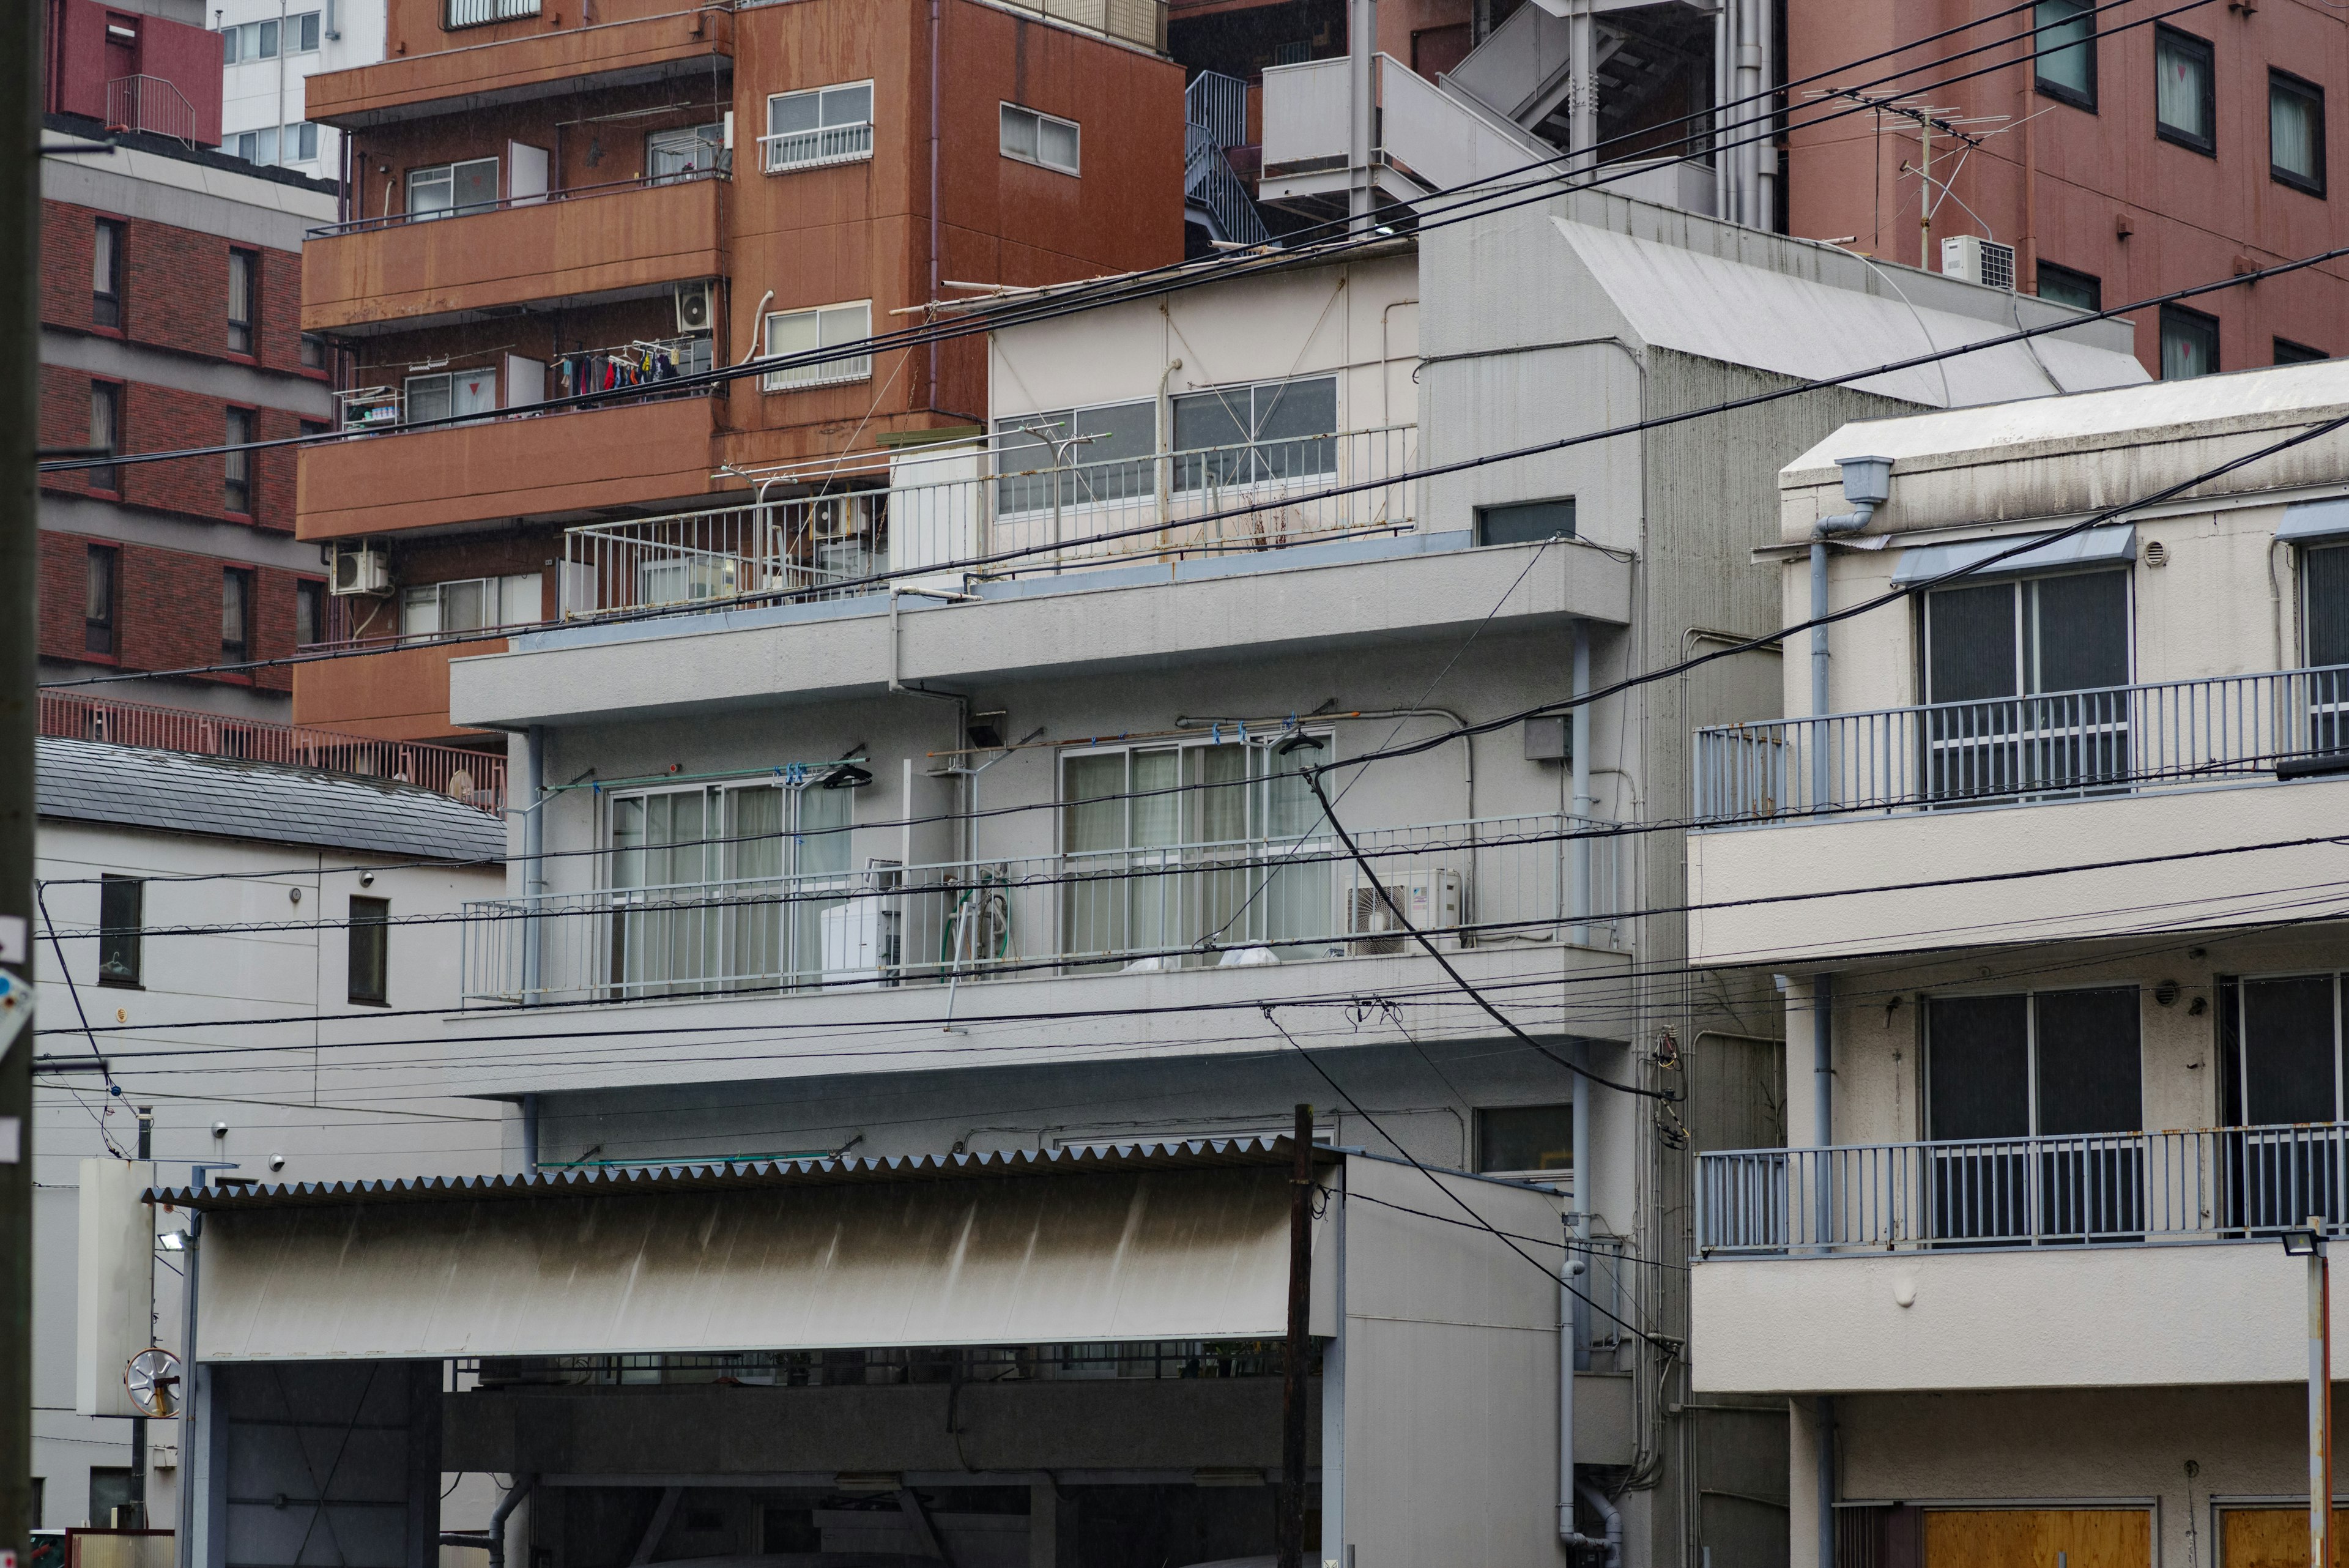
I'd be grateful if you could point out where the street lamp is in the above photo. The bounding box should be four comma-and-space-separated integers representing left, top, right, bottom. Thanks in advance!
2281, 1217, 2332, 1566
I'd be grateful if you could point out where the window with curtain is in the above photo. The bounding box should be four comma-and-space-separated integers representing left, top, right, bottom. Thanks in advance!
224, 407, 254, 513
88, 382, 121, 492
227, 247, 256, 353
2035, 261, 2100, 313
406, 157, 499, 219
647, 122, 725, 182
1925, 988, 2143, 1241
991, 401, 1157, 513
2271, 70, 2325, 193
1171, 376, 1339, 492
609, 782, 854, 997
84, 545, 116, 656
2161, 303, 2219, 380
97, 875, 144, 987
2032, 0, 2095, 109
2154, 26, 2214, 153
93, 218, 124, 328
1920, 568, 2132, 801
1059, 738, 1329, 969
220, 567, 252, 667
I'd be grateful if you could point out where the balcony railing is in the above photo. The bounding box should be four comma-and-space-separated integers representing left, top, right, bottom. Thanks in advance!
558, 425, 1419, 616
461, 810, 1618, 1005
447, 0, 539, 28
759, 122, 873, 174
1697, 1123, 2349, 1256
1692, 664, 2349, 823
105, 75, 198, 146
39, 690, 507, 813
305, 166, 724, 240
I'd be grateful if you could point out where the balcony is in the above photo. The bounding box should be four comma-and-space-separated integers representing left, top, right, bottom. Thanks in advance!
303, 170, 725, 335
1690, 1126, 2349, 1394
462, 809, 1619, 1006
557, 425, 1420, 618
1684, 667, 2349, 967
40, 689, 503, 810
306, 6, 731, 130
297, 392, 719, 540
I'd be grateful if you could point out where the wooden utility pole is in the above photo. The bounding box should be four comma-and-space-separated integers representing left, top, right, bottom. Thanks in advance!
1278, 1103, 1313, 1568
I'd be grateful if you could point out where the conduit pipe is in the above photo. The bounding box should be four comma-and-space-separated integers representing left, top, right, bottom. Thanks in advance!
1560, 1041, 1605, 1559
1575, 1481, 1624, 1568
1807, 456, 1892, 809
488, 1474, 537, 1568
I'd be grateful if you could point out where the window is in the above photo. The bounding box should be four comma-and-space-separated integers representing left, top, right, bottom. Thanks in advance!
763, 83, 873, 174
445, 0, 541, 29
647, 122, 725, 182
220, 16, 276, 62
1926, 988, 2142, 1239
761, 301, 872, 392
84, 546, 116, 656
609, 782, 855, 997
1001, 103, 1080, 176
221, 567, 253, 666
2035, 261, 2101, 313
1475, 1104, 1575, 1175
1171, 375, 1338, 492
224, 407, 254, 513
285, 122, 319, 163
402, 368, 498, 426
399, 574, 541, 639
2308, 544, 2349, 667
2280, 338, 2328, 366
348, 896, 389, 1006
227, 248, 256, 354
97, 875, 143, 987
1059, 737, 1329, 968
1477, 497, 1576, 546
2154, 26, 2214, 154
92, 218, 124, 329
990, 400, 1157, 513
2032, 0, 2095, 110
300, 333, 327, 371
2161, 302, 2219, 379
226, 127, 278, 165
295, 578, 325, 648
1920, 568, 2132, 800
88, 381, 121, 492
2272, 70, 2325, 194
406, 157, 499, 219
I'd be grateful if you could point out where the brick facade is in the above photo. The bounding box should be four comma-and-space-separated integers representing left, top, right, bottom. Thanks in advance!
39, 530, 305, 693
42, 198, 312, 374
39, 362, 299, 529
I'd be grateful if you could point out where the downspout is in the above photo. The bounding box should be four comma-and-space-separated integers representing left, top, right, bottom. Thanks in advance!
928, 0, 941, 406
1560, 1042, 1607, 1561
1576, 1481, 1624, 1568
1570, 623, 1592, 945
1817, 1397, 1837, 1568
488, 1474, 537, 1568
1807, 456, 1892, 809
520, 724, 545, 1006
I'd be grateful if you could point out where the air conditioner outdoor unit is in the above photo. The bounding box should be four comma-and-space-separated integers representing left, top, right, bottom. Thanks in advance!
1941, 234, 2016, 291
674, 280, 714, 335
1337, 869, 1463, 956
820, 897, 901, 989
330, 542, 389, 596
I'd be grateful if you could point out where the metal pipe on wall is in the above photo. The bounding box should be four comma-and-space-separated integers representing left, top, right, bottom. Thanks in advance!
1348, 0, 1378, 232
1570, 624, 1592, 945
1560, 1041, 1604, 1559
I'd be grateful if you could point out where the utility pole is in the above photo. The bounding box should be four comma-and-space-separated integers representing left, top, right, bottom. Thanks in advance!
1278, 1103, 1313, 1568
2, 0, 45, 1561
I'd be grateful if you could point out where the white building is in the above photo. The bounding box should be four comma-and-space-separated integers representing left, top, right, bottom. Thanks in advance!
147, 193, 2147, 1568
1686, 360, 2349, 1568
215, 0, 382, 176
32, 737, 503, 1534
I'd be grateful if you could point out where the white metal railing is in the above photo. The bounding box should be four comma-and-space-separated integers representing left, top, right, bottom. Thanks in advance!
462, 811, 1619, 1005
759, 122, 874, 174
1698, 1123, 2349, 1255
446, 0, 538, 25
1693, 664, 2349, 823
558, 425, 1418, 617
105, 75, 197, 145
1186, 70, 1249, 153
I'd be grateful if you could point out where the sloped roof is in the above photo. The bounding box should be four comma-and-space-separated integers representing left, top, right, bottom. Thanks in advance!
37, 737, 505, 863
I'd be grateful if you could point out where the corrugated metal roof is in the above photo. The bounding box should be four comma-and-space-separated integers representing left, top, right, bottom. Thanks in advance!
149, 1137, 1307, 1211
39, 736, 505, 863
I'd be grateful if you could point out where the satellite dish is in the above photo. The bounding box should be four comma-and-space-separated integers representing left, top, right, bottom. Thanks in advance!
125, 1346, 182, 1418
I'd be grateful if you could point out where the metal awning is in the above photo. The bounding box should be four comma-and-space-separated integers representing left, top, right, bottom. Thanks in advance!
176, 1142, 1320, 1363
2279, 496, 2349, 544
1888, 522, 2137, 587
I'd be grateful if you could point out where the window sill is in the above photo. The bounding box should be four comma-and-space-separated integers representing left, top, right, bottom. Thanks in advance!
347, 995, 390, 1008
2273, 168, 2326, 198
86, 322, 127, 341
2033, 81, 2095, 114
96, 977, 144, 990
1001, 151, 1080, 179
76, 649, 122, 667
2155, 125, 2216, 157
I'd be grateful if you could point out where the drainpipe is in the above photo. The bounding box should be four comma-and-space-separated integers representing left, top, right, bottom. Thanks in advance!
1807, 456, 1893, 809
1560, 1042, 1605, 1559
1570, 623, 1593, 945
488, 1474, 537, 1568
928, 0, 940, 404
1348, 0, 1376, 234
1576, 1481, 1624, 1568
519, 725, 545, 1005
1817, 1397, 1837, 1568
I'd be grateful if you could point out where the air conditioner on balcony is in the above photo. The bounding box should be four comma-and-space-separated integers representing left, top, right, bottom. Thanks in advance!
674, 280, 715, 336
820, 885, 902, 989
330, 542, 390, 596
1941, 234, 2017, 291
1337, 869, 1463, 956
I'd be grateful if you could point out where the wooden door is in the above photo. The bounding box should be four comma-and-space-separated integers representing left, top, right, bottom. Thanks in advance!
2220, 1507, 2349, 1566
1921, 1509, 2151, 1567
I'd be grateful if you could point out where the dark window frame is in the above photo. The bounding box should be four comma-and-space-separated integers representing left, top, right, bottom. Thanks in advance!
2277, 337, 2329, 366
84, 543, 117, 659
295, 576, 326, 648
2032, 0, 2097, 113
92, 216, 126, 330
2271, 67, 2327, 196
220, 565, 254, 670
1476, 497, 1578, 547
2153, 24, 2217, 157
97, 875, 143, 988
348, 894, 390, 1005
2036, 261, 2102, 313
87, 379, 123, 494
223, 406, 255, 515
227, 245, 258, 355
2161, 302, 2221, 380
299, 332, 328, 374
1474, 1103, 1576, 1175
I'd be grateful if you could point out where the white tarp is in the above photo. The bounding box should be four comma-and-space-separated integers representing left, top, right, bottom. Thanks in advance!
195, 1165, 1298, 1361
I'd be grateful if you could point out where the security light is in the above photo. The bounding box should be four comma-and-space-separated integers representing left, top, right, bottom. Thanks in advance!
2282, 1226, 2325, 1257
157, 1230, 191, 1253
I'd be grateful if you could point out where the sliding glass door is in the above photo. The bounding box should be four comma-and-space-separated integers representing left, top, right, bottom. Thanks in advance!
1921, 570, 2131, 803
